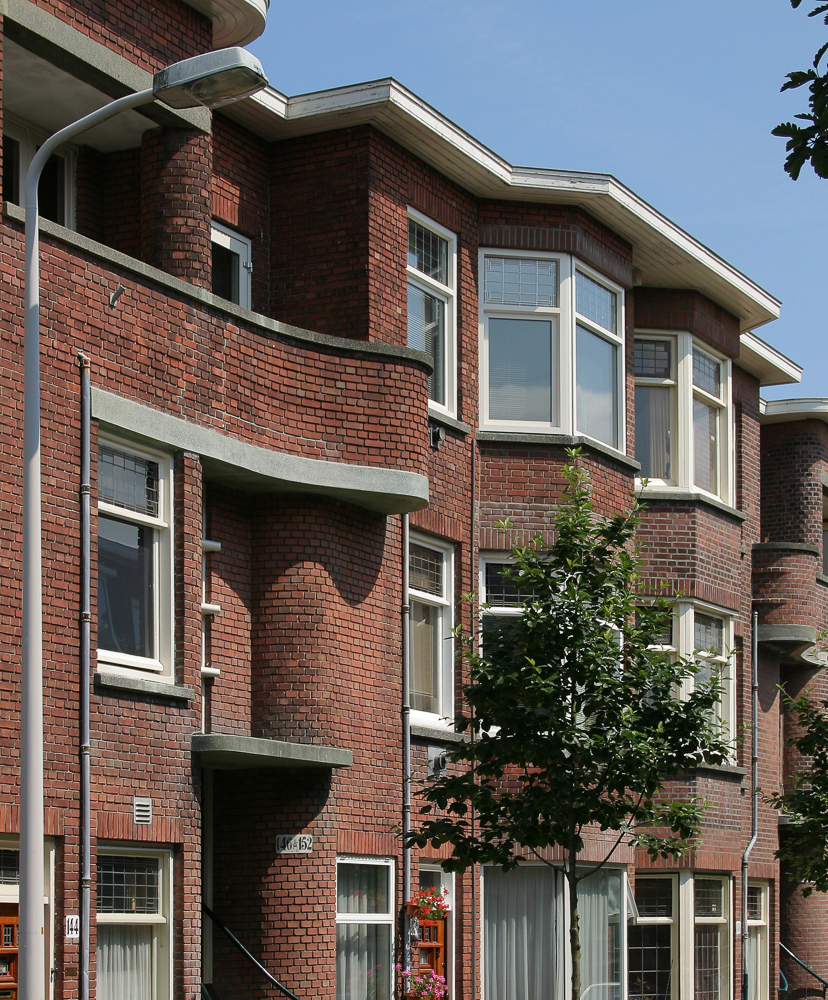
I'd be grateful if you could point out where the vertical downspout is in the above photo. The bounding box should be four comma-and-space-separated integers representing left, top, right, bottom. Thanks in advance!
742, 608, 759, 1000
78, 353, 92, 1000
470, 439, 477, 1000
402, 513, 412, 969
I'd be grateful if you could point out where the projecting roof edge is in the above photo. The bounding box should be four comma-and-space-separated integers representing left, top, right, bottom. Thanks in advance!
760, 398, 828, 425
738, 332, 802, 387
181, 0, 267, 47
225, 78, 781, 330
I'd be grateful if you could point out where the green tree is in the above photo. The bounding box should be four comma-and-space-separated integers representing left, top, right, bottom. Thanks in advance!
769, 692, 828, 893
773, 1, 828, 179
404, 455, 730, 1000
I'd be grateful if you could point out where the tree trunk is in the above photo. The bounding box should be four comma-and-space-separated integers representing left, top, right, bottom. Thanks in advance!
568, 866, 581, 1000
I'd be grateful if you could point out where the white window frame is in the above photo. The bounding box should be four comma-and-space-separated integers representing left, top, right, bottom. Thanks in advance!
0, 836, 56, 1000
628, 873, 678, 1000
407, 208, 458, 418
335, 857, 395, 1000
687, 874, 731, 1000
677, 603, 736, 751
746, 881, 769, 1000
634, 331, 734, 504
409, 533, 454, 728
96, 846, 173, 1000
478, 249, 626, 453
96, 437, 174, 681
418, 864, 455, 997
4, 113, 76, 229
211, 220, 252, 309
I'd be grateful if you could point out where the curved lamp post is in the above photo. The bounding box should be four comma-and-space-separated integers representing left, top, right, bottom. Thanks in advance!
20, 46, 268, 1000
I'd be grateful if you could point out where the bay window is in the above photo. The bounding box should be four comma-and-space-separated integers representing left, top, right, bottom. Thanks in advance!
96, 850, 172, 1000
97, 440, 173, 679
634, 334, 732, 503
407, 212, 456, 415
336, 859, 394, 1000
409, 536, 454, 723
480, 251, 624, 450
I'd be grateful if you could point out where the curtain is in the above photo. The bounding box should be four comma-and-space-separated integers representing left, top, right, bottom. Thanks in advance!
580, 869, 622, 1000
488, 318, 556, 423
410, 601, 440, 713
483, 866, 564, 1000
576, 326, 618, 447
693, 398, 718, 494
747, 927, 761, 1000
336, 923, 391, 1000
408, 283, 445, 404
635, 385, 672, 480
97, 924, 153, 1000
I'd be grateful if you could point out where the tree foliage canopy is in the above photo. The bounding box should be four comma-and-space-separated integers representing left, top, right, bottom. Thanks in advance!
773, 1, 828, 179
770, 692, 828, 895
403, 455, 731, 999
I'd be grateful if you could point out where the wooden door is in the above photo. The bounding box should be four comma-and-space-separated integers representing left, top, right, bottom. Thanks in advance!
417, 916, 446, 980
0, 904, 18, 1000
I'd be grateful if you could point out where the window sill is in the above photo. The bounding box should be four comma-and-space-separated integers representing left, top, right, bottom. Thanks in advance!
818, 573, 828, 587
637, 488, 745, 522
684, 762, 747, 779
94, 670, 195, 701
475, 431, 639, 472
753, 541, 820, 555
410, 723, 469, 744
429, 408, 472, 435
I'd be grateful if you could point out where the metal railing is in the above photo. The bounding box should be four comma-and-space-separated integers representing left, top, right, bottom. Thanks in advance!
203, 904, 301, 1000
780, 942, 828, 999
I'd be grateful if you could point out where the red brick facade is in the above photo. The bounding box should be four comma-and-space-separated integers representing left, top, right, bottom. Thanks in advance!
0, 3, 824, 999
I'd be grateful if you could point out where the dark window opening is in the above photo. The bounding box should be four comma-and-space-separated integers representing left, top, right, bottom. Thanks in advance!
212, 242, 239, 303
2, 135, 20, 205
38, 153, 66, 225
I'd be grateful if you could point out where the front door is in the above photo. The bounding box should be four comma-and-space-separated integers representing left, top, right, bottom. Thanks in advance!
0, 904, 18, 1000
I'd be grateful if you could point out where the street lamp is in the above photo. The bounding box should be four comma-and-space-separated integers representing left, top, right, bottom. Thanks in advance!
20, 46, 268, 1000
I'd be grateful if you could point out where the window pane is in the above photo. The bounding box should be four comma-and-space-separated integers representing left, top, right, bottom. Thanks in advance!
747, 886, 762, 921
408, 220, 448, 285
488, 318, 556, 423
411, 600, 441, 714
337, 864, 390, 915
577, 325, 618, 447
694, 879, 723, 918
634, 339, 672, 379
747, 926, 762, 1000
693, 397, 718, 494
98, 515, 155, 659
577, 271, 617, 333
485, 563, 536, 607
484, 866, 565, 1000
408, 283, 446, 405
99, 446, 159, 517
634, 878, 673, 918
628, 923, 672, 1000
336, 923, 391, 1000
694, 925, 721, 1000
2, 134, 20, 205
580, 868, 622, 1000
97, 856, 159, 914
484, 257, 558, 307
212, 242, 239, 303
410, 544, 443, 597
0, 850, 19, 885
635, 385, 673, 480
98, 925, 154, 1000
693, 348, 721, 398
694, 614, 724, 657
419, 870, 443, 894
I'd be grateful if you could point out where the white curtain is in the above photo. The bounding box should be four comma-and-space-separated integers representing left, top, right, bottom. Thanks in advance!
484, 866, 564, 1000
97, 924, 153, 1000
747, 927, 762, 1000
336, 924, 391, 1000
579, 870, 622, 1000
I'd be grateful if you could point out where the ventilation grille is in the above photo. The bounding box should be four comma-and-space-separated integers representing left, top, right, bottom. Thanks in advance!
133, 797, 152, 825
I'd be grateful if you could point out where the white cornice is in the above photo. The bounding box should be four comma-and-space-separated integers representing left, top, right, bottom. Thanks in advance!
738, 332, 802, 387
181, 0, 267, 47
223, 78, 781, 332
760, 398, 828, 424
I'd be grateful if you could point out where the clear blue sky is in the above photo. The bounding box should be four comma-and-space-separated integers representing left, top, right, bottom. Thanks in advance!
250, 1, 828, 399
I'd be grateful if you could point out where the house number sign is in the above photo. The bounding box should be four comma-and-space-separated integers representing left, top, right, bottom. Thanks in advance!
275, 834, 313, 854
